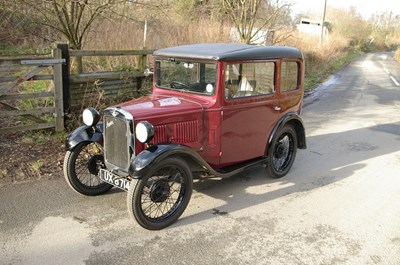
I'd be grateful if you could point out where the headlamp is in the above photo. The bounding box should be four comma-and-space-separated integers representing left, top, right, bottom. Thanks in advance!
82, 108, 100, 127
136, 121, 155, 143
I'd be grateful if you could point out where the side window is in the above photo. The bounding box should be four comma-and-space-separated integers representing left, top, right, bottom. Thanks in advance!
204, 63, 217, 83
281, 61, 299, 92
225, 62, 275, 99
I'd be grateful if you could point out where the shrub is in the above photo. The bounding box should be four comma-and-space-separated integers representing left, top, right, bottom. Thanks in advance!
394, 47, 400, 63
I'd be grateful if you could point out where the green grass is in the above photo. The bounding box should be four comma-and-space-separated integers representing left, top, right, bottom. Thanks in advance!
394, 47, 400, 63
31, 161, 44, 172
331, 49, 363, 72
0, 44, 50, 56
304, 73, 320, 92
17, 74, 56, 124
20, 80, 54, 105
304, 49, 363, 92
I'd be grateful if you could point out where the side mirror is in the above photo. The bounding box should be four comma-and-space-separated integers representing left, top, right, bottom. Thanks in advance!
144, 68, 153, 77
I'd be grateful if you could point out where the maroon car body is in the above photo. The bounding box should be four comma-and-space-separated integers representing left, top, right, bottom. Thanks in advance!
64, 43, 306, 230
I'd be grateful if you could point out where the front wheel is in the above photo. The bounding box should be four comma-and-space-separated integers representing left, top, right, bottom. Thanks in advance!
266, 125, 298, 179
63, 142, 113, 196
127, 157, 193, 230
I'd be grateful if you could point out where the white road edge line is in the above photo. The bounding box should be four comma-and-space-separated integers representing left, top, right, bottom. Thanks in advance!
390, 75, 400, 86
383, 68, 390, 74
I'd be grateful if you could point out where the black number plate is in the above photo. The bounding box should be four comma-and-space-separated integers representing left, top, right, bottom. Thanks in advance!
99, 168, 131, 191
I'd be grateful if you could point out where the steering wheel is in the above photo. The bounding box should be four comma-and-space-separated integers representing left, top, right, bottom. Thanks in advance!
170, 81, 190, 89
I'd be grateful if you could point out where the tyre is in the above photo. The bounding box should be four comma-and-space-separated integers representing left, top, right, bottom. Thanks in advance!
63, 142, 113, 196
127, 157, 193, 230
266, 125, 298, 179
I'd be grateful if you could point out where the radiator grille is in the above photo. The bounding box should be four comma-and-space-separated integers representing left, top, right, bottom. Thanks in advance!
104, 115, 131, 170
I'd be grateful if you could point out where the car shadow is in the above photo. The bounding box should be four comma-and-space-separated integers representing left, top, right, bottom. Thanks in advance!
174, 122, 400, 228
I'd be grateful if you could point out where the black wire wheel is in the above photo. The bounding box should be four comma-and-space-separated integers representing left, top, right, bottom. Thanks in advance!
267, 125, 298, 179
63, 142, 112, 196
127, 157, 193, 230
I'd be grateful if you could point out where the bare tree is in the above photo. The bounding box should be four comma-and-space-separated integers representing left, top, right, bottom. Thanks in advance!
16, 0, 130, 50
327, 7, 371, 47
221, 0, 292, 44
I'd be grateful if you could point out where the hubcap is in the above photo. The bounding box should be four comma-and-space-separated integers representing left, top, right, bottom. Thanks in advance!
275, 142, 288, 159
150, 179, 170, 203
87, 155, 104, 175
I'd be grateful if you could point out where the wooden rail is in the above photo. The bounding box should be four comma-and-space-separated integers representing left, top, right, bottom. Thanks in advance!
56, 43, 154, 114
0, 43, 154, 133
69, 49, 154, 57
0, 50, 65, 133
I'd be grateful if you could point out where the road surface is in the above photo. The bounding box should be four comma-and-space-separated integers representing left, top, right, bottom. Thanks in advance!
1, 52, 400, 264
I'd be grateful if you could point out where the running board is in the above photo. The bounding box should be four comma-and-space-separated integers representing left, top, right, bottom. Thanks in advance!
204, 157, 267, 179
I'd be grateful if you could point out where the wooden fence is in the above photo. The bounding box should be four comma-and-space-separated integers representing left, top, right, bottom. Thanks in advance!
0, 43, 154, 133
0, 47, 65, 133
58, 44, 154, 114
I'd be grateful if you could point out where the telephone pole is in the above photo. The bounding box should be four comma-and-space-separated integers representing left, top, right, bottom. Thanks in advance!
320, 0, 327, 46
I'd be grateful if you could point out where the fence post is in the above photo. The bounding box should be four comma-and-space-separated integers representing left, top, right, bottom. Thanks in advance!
52, 47, 64, 132
56, 43, 70, 126
137, 48, 147, 72
141, 53, 147, 72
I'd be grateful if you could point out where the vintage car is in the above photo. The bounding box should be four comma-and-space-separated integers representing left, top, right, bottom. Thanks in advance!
64, 43, 306, 230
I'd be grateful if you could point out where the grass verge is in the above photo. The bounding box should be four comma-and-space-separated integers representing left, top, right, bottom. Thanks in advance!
394, 47, 400, 63
0, 44, 50, 56
304, 48, 364, 91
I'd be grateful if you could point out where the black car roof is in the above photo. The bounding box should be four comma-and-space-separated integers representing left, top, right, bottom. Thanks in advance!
153, 43, 303, 61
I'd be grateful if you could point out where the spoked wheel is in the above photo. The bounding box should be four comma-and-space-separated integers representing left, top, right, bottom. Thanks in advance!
267, 125, 298, 179
127, 157, 193, 230
63, 142, 112, 196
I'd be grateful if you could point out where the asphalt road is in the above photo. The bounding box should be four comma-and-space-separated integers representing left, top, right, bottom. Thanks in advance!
1, 52, 400, 265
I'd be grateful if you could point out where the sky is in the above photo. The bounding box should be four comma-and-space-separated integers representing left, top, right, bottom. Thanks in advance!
291, 0, 400, 19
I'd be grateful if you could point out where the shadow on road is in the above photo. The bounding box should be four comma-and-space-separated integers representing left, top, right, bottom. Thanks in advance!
174, 122, 400, 228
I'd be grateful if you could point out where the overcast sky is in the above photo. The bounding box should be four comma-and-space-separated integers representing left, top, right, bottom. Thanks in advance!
291, 0, 400, 19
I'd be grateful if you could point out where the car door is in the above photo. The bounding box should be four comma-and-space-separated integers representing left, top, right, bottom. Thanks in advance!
220, 61, 282, 165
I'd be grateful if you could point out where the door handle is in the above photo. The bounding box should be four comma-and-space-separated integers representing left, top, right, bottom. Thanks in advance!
273, 106, 281, 111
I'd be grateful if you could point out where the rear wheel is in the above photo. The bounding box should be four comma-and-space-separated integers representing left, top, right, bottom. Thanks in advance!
127, 157, 193, 230
267, 125, 298, 179
63, 142, 112, 196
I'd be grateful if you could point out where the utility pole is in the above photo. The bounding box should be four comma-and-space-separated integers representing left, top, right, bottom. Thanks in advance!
143, 20, 148, 48
320, 0, 327, 46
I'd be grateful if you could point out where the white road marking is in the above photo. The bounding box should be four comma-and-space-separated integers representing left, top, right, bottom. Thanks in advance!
382, 67, 399, 86
390, 75, 400, 86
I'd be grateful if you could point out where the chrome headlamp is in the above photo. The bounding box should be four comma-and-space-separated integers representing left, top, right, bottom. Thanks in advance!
82, 107, 100, 127
136, 121, 154, 143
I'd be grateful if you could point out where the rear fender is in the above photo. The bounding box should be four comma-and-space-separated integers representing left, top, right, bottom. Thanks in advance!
267, 113, 307, 153
65, 122, 103, 151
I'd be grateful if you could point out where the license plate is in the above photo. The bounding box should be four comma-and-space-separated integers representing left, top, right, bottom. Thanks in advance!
99, 168, 131, 191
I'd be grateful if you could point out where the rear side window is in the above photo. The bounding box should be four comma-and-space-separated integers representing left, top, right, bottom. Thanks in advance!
281, 61, 299, 92
225, 62, 275, 99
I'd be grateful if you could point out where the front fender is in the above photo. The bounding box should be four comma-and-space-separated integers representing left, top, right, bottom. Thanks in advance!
129, 144, 208, 178
65, 122, 103, 151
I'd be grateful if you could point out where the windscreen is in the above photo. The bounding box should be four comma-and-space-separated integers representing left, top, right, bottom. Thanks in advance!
155, 59, 218, 96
